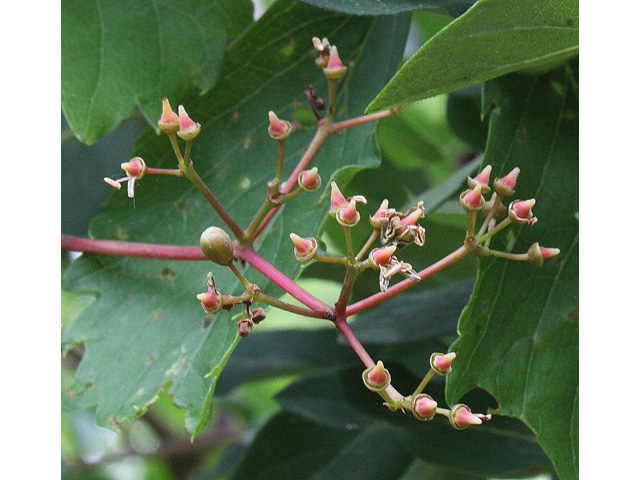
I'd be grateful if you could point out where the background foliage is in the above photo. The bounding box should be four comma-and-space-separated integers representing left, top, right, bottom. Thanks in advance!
62, 0, 578, 479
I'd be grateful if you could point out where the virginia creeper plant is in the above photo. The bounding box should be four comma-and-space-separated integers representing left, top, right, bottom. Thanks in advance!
62, 1, 578, 479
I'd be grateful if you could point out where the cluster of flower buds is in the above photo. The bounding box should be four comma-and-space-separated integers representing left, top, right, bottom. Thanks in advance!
158, 98, 201, 141
368, 245, 420, 292
312, 37, 347, 80
461, 165, 560, 265
104, 157, 147, 198
197, 272, 223, 315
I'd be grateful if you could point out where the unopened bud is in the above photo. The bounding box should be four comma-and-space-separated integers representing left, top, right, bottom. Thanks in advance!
323, 46, 347, 80
337, 198, 360, 227
467, 165, 492, 194
430, 352, 456, 375
196, 289, 222, 315
177, 105, 201, 141
494, 167, 520, 197
449, 404, 483, 430
329, 181, 348, 217
298, 167, 321, 192
412, 394, 437, 421
268, 111, 292, 140
200, 227, 235, 265
460, 184, 486, 211
400, 204, 425, 230
369, 246, 396, 267
158, 97, 180, 134
369, 199, 390, 229
527, 242, 561, 267
362, 360, 391, 391
121, 157, 146, 179
289, 233, 318, 262
508, 199, 537, 226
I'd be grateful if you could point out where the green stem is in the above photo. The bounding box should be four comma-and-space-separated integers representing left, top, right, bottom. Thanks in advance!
355, 230, 379, 262
327, 79, 339, 121
343, 226, 355, 261
275, 139, 286, 182
466, 211, 477, 238
476, 217, 512, 244
228, 263, 252, 290
277, 186, 303, 204
485, 249, 529, 261
168, 133, 185, 165
253, 292, 326, 319
183, 139, 193, 164
411, 369, 436, 398
477, 194, 502, 238
244, 197, 277, 240
314, 253, 349, 265
146, 167, 184, 177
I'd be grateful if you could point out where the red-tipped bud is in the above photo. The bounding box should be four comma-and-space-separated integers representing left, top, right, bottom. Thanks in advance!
412, 394, 437, 421
400, 206, 424, 230
120, 157, 146, 178
289, 233, 318, 262
323, 46, 348, 80
362, 361, 391, 391
158, 97, 180, 134
527, 242, 561, 267
268, 111, 292, 140
431, 352, 456, 375
494, 167, 520, 197
177, 105, 201, 141
468, 165, 492, 194
449, 404, 483, 430
197, 290, 222, 315
460, 184, 486, 211
298, 167, 321, 192
329, 181, 348, 217
369, 199, 391, 229
337, 198, 360, 227
369, 246, 396, 267
508, 199, 537, 225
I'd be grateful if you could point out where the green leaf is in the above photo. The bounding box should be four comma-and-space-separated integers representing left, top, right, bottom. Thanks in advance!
297, 0, 475, 16
230, 411, 413, 480
366, 0, 579, 113
277, 365, 552, 477
348, 279, 474, 344
61, 0, 254, 144
446, 85, 488, 152
62, 0, 411, 436
446, 65, 578, 480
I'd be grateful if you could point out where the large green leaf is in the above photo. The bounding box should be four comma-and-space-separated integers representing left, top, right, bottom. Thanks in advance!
230, 411, 413, 480
277, 365, 552, 477
62, 0, 411, 436
366, 0, 578, 113
446, 65, 578, 480
297, 0, 475, 16
61, 0, 253, 144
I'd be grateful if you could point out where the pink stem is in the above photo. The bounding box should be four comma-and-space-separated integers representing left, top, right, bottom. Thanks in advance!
334, 318, 374, 368
235, 245, 332, 313
61, 235, 205, 260
331, 107, 402, 132
346, 245, 470, 317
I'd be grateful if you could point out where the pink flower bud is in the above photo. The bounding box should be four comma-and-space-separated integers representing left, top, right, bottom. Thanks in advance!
362, 361, 391, 391
412, 394, 437, 421
370, 199, 391, 229
509, 199, 537, 225
298, 167, 321, 192
158, 97, 180, 134
120, 157, 145, 178
494, 167, 520, 197
540, 246, 560, 259
337, 198, 360, 226
370, 246, 396, 267
268, 111, 292, 140
460, 184, 485, 211
449, 404, 483, 430
527, 242, 560, 266
197, 289, 221, 315
289, 233, 318, 262
177, 105, 201, 141
431, 352, 456, 375
400, 206, 424, 230
468, 165, 492, 193
323, 45, 348, 80
329, 182, 348, 216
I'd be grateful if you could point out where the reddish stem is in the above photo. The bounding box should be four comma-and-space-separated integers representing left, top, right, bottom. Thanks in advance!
61, 235, 205, 260
346, 245, 470, 317
235, 245, 332, 314
334, 318, 374, 368
331, 107, 402, 132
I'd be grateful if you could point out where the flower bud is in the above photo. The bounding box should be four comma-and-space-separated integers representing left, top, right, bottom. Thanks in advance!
337, 198, 360, 227
200, 227, 235, 265
362, 360, 391, 391
493, 167, 520, 197
527, 242, 561, 267
467, 165, 492, 194
449, 404, 483, 430
430, 352, 456, 375
158, 97, 180, 134
177, 105, 201, 141
369, 199, 391, 229
289, 233, 318, 262
298, 167, 321, 192
121, 157, 146, 179
482, 192, 507, 219
267, 111, 292, 140
412, 394, 437, 421
400, 204, 425, 231
329, 181, 348, 217
196, 289, 222, 315
460, 184, 486, 211
369, 246, 396, 268
323, 46, 347, 80
508, 199, 537, 225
